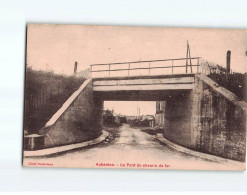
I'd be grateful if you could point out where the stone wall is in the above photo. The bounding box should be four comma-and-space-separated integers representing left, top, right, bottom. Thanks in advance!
40, 79, 103, 148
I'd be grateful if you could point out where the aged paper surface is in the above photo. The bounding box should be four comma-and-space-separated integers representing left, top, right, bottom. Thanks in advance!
23, 24, 246, 170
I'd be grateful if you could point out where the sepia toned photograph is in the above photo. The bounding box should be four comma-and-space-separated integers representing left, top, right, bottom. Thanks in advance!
22, 24, 246, 170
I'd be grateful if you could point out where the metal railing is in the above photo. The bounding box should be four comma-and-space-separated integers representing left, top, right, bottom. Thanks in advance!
90, 57, 201, 78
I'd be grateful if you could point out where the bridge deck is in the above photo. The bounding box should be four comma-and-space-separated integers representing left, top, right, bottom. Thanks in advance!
93, 74, 195, 91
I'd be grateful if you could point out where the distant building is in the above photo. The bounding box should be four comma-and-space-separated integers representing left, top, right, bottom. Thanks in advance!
155, 101, 166, 128
147, 117, 155, 128
141, 115, 155, 127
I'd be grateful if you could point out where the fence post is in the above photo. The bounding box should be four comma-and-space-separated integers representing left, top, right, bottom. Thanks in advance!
74, 61, 78, 76
186, 41, 189, 73
226, 50, 231, 82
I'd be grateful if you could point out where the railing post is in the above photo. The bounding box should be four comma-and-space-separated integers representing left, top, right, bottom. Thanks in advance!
128, 62, 130, 76
149, 62, 151, 75
189, 57, 193, 73
172, 60, 174, 74
109, 64, 111, 76
197, 58, 199, 73
186, 42, 188, 73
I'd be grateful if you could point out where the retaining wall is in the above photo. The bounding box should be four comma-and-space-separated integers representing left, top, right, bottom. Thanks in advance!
39, 79, 103, 148
162, 75, 246, 161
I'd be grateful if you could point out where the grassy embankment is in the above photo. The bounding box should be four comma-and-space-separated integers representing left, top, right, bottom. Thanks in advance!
201, 60, 247, 101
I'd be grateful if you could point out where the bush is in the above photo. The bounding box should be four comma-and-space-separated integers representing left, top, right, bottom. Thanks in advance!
103, 109, 115, 125
201, 60, 246, 101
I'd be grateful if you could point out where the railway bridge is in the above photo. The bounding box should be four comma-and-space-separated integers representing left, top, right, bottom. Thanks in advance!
38, 57, 246, 161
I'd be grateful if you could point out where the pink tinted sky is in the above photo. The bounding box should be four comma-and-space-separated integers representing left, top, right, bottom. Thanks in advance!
104, 101, 156, 116
27, 24, 247, 75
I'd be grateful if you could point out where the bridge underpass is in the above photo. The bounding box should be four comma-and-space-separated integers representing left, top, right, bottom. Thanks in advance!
92, 74, 197, 153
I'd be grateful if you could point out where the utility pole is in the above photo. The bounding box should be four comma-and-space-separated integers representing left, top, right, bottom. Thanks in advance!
137, 105, 140, 119
74, 61, 78, 76
139, 106, 141, 118
186, 41, 193, 73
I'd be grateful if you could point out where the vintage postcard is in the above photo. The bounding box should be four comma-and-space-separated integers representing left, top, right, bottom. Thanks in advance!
23, 24, 246, 170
